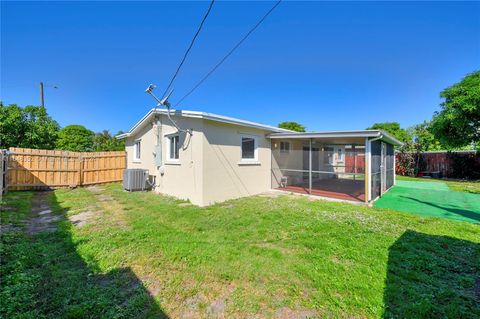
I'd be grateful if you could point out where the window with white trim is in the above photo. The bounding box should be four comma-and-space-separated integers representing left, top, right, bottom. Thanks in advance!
134, 140, 141, 161
168, 135, 180, 160
336, 147, 344, 162
241, 136, 257, 160
280, 141, 290, 153
324, 146, 334, 165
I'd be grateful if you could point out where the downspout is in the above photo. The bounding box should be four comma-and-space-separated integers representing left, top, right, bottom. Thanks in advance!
152, 115, 163, 188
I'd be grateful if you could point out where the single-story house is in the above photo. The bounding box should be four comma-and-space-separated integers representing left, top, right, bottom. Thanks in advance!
117, 108, 401, 206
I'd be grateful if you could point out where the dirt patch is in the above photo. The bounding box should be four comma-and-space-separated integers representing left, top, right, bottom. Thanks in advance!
275, 307, 319, 319
0, 205, 17, 212
258, 192, 283, 198
27, 191, 62, 235
179, 295, 202, 319
68, 210, 97, 228
86, 187, 130, 230
0, 223, 19, 235
86, 185, 105, 193
251, 241, 296, 256
206, 298, 226, 318
97, 194, 114, 202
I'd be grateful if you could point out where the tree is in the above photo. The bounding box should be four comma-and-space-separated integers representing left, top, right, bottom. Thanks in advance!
0, 103, 59, 149
408, 121, 444, 152
366, 122, 412, 144
93, 130, 125, 151
56, 125, 94, 152
278, 121, 306, 132
430, 71, 480, 149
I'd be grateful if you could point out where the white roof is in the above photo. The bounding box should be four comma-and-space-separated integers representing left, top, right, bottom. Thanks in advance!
269, 130, 403, 146
117, 108, 402, 146
116, 108, 292, 138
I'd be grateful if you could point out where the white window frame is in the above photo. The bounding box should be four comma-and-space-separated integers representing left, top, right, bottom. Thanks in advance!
133, 139, 141, 162
336, 147, 345, 162
280, 141, 290, 154
240, 135, 258, 162
324, 146, 334, 165
166, 134, 180, 162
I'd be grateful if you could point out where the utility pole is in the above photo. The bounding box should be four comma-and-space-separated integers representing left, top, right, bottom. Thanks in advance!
39, 82, 44, 107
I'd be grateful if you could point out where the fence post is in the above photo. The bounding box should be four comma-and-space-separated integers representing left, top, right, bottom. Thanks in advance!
79, 155, 84, 186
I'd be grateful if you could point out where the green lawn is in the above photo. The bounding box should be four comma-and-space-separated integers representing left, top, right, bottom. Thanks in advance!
1, 184, 479, 318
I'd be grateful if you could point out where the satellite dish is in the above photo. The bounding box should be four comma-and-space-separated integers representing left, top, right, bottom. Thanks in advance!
145, 84, 173, 108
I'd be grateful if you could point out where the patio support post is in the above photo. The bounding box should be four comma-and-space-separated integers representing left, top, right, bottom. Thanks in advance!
364, 138, 371, 204
393, 148, 396, 185
353, 145, 356, 181
309, 139, 312, 194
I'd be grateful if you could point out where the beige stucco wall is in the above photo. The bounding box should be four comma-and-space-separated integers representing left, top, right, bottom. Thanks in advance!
125, 114, 275, 206
125, 114, 205, 205
156, 115, 205, 205
125, 121, 156, 172
271, 139, 306, 188
126, 113, 281, 206
201, 120, 273, 206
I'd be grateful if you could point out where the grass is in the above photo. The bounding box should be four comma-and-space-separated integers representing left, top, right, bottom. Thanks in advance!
397, 175, 480, 194
1, 184, 479, 318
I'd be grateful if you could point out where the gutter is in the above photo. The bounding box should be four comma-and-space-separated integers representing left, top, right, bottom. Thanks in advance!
369, 135, 383, 143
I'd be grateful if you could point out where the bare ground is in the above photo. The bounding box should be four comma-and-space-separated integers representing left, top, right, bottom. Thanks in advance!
27, 191, 62, 235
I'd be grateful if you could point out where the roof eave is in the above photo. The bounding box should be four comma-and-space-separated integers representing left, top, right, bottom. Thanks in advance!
121, 108, 292, 138
268, 130, 382, 139
268, 130, 403, 146
378, 130, 403, 146
115, 133, 129, 139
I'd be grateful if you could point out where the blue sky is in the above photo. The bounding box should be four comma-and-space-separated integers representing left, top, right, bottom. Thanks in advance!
1, 1, 479, 133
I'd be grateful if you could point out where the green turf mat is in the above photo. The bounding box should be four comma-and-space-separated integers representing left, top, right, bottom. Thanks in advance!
375, 181, 480, 223
395, 180, 450, 191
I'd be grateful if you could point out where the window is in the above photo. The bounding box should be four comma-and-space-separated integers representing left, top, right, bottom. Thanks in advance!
336, 148, 344, 162
241, 136, 256, 160
324, 146, 334, 165
134, 140, 141, 161
168, 135, 180, 160
280, 141, 290, 153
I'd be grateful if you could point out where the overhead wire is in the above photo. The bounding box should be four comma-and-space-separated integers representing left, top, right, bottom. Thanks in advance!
161, 0, 215, 99
174, 0, 282, 107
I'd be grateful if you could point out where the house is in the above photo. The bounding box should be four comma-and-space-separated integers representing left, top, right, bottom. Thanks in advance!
117, 109, 401, 206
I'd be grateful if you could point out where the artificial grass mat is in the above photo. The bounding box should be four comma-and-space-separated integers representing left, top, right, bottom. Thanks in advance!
374, 180, 480, 223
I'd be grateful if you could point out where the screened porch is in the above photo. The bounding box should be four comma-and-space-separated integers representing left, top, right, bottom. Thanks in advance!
269, 131, 399, 203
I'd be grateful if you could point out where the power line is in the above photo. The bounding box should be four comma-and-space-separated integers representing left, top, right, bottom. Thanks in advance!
161, 0, 215, 99
174, 0, 282, 107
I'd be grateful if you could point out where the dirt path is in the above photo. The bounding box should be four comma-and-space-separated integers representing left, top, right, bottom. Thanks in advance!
85, 185, 129, 229
27, 191, 62, 235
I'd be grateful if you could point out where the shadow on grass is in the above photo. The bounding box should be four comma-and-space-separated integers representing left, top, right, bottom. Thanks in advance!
400, 196, 480, 223
1, 191, 169, 318
383, 230, 480, 318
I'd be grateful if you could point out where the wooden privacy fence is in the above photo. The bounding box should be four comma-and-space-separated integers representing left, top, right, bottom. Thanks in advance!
396, 150, 480, 179
7, 147, 126, 191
